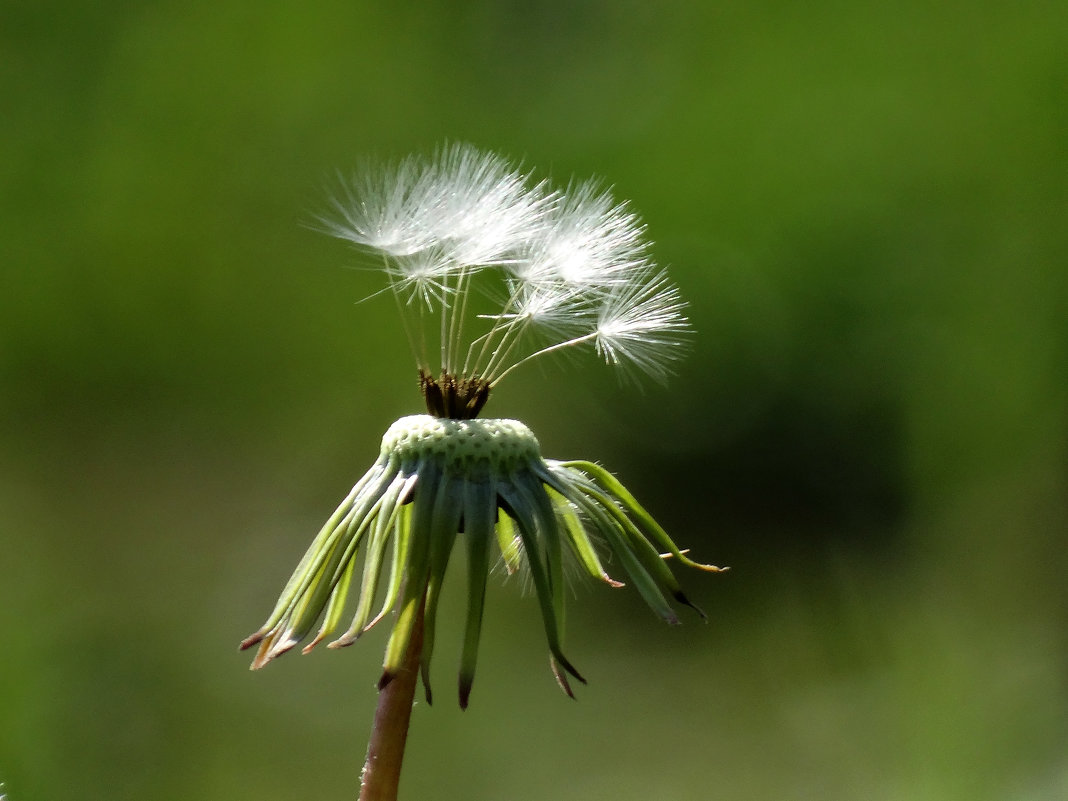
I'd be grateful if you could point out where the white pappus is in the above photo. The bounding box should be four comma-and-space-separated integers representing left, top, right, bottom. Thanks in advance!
319, 142, 691, 417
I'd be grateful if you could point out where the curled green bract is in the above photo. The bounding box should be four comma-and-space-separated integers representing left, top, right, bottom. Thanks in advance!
241, 415, 725, 708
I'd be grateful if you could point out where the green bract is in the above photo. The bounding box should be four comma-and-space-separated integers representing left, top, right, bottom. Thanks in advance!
242, 414, 723, 708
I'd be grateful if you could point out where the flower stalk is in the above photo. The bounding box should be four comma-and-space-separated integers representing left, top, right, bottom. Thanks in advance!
359, 592, 426, 801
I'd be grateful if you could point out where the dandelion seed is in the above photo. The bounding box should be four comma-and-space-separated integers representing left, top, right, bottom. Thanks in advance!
425, 143, 553, 267
520, 180, 649, 289
595, 268, 692, 383
322, 155, 442, 258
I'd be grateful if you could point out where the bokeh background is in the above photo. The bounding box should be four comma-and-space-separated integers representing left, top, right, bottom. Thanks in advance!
2, 1, 1066, 799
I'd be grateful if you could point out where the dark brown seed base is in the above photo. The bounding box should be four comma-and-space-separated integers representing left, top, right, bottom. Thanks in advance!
419, 369, 491, 419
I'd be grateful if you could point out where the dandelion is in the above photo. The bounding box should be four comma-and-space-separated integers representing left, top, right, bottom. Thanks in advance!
242, 143, 726, 801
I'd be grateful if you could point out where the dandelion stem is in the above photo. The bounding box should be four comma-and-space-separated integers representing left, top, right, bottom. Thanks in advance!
463, 278, 527, 377
480, 318, 528, 381
387, 266, 427, 372
489, 330, 598, 385
439, 271, 453, 371
359, 591, 426, 801
448, 267, 471, 373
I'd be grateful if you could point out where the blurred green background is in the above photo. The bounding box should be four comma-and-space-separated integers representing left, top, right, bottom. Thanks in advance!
2, 1, 1066, 799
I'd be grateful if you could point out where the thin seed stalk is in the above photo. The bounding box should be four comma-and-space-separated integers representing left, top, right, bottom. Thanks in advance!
359, 592, 427, 801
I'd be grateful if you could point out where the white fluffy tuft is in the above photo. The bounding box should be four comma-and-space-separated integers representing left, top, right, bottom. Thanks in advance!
321, 144, 691, 384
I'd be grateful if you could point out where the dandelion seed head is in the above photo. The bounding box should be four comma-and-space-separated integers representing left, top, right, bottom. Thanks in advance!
321, 143, 690, 408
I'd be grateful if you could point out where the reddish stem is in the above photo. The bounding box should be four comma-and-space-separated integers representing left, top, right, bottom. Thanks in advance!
359, 597, 426, 801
